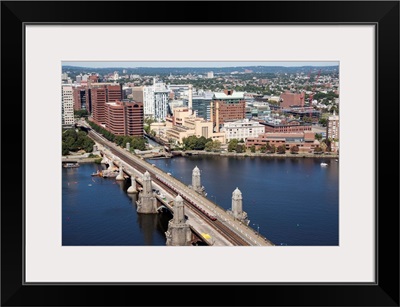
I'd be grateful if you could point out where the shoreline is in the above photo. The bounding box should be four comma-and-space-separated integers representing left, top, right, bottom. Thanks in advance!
62, 148, 339, 162
170, 150, 339, 159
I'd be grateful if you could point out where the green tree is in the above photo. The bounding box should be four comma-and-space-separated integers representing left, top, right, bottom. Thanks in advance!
74, 109, 89, 118
62, 128, 94, 154
266, 143, 276, 153
130, 137, 147, 151
204, 141, 213, 152
211, 140, 222, 152
314, 145, 323, 153
290, 145, 299, 154
319, 117, 327, 127
250, 145, 256, 153
277, 144, 286, 154
228, 139, 239, 152
236, 144, 245, 153
315, 133, 323, 141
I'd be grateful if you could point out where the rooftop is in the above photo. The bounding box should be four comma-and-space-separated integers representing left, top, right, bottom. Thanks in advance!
213, 91, 245, 100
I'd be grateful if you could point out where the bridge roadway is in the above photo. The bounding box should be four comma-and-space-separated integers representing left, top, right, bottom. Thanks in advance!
86, 129, 274, 246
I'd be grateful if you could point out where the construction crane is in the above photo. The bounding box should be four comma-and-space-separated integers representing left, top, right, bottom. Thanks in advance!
308, 69, 321, 122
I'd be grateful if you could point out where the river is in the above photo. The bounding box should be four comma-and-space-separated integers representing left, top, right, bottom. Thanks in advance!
62, 155, 339, 246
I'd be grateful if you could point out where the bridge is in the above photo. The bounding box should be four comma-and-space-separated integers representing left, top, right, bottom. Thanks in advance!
78, 121, 274, 246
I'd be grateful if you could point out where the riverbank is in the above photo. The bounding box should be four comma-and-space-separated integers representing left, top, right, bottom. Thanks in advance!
61, 151, 102, 163
171, 150, 339, 159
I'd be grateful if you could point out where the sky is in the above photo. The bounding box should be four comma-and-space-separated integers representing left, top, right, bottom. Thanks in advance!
63, 61, 339, 68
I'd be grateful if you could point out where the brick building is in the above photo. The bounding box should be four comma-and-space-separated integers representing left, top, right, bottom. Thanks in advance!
261, 119, 312, 133
279, 91, 304, 108
105, 100, 143, 137
91, 84, 122, 125
211, 89, 246, 132
246, 131, 317, 153
73, 86, 90, 111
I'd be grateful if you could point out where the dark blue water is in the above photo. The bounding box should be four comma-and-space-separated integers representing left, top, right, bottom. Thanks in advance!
62, 164, 172, 246
62, 156, 339, 246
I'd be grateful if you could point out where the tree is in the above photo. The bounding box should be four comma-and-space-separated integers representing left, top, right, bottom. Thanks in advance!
228, 139, 239, 152
213, 140, 222, 151
74, 109, 89, 118
182, 135, 210, 150
319, 117, 327, 127
250, 145, 256, 153
204, 141, 213, 152
62, 128, 94, 154
319, 142, 327, 152
314, 145, 323, 153
236, 144, 245, 153
277, 144, 286, 154
130, 137, 146, 151
325, 138, 332, 152
290, 145, 299, 154
205, 140, 221, 152
315, 133, 323, 141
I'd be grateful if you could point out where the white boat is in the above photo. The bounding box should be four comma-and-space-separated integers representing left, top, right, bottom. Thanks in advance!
320, 162, 328, 166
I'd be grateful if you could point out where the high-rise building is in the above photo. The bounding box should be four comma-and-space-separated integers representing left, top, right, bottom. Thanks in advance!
131, 86, 155, 118
91, 84, 122, 125
211, 89, 246, 132
62, 85, 75, 126
73, 86, 89, 111
326, 111, 339, 152
154, 88, 169, 121
105, 100, 143, 137
192, 92, 213, 120
132, 79, 170, 121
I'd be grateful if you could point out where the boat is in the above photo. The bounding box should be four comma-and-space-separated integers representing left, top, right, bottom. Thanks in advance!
100, 169, 118, 178
91, 170, 102, 176
63, 162, 79, 168
320, 162, 328, 166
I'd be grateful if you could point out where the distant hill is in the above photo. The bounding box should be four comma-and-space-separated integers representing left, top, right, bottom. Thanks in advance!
62, 65, 339, 76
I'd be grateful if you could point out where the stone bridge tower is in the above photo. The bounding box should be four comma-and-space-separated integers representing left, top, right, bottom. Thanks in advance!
189, 166, 206, 196
136, 171, 158, 214
227, 187, 249, 225
165, 195, 192, 246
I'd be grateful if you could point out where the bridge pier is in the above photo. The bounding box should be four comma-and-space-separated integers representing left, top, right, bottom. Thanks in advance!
127, 177, 137, 194
136, 171, 158, 214
227, 187, 250, 225
107, 159, 114, 170
165, 195, 192, 246
116, 165, 125, 181
188, 166, 206, 196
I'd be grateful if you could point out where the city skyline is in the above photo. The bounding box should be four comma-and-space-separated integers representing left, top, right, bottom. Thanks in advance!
63, 61, 339, 69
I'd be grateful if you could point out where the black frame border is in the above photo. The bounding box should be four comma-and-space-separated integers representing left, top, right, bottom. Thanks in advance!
1, 1, 399, 306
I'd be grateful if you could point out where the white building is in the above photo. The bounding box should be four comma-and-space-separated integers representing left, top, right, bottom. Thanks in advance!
153, 79, 169, 121
207, 71, 214, 78
220, 118, 265, 141
62, 85, 75, 126
132, 79, 170, 120
326, 111, 339, 152
143, 86, 155, 117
